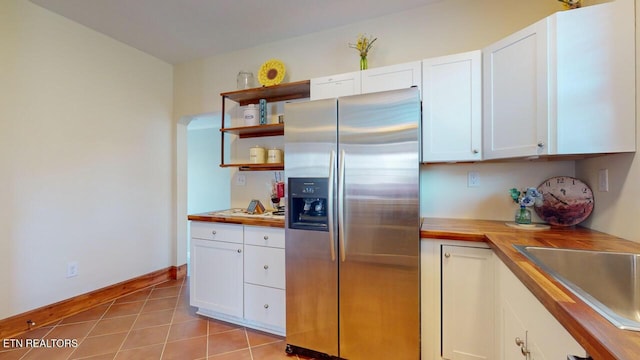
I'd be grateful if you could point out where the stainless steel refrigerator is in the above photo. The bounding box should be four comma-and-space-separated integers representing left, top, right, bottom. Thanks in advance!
284, 87, 421, 359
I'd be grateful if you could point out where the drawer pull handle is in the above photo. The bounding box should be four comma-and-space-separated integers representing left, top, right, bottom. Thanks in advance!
444, 253, 451, 258
237, 249, 242, 253
264, 265, 269, 270
263, 235, 269, 240
212, 230, 217, 235
264, 304, 269, 309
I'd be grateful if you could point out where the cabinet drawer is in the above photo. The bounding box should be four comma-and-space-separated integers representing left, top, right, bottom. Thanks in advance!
244, 283, 285, 330
190, 222, 243, 243
244, 226, 285, 248
244, 245, 285, 289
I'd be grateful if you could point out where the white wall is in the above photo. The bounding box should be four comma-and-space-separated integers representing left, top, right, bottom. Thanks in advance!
174, 0, 569, 223
187, 117, 231, 214
421, 161, 576, 222
0, 1, 173, 319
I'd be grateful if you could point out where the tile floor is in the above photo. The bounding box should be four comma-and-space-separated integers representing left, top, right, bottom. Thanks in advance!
0, 277, 313, 360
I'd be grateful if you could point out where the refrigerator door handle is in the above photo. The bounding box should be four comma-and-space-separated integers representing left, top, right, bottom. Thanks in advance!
338, 149, 346, 262
327, 150, 336, 262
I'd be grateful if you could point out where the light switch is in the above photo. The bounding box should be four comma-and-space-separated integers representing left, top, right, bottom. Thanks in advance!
236, 174, 246, 186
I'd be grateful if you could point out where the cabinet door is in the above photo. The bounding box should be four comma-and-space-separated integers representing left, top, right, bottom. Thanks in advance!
310, 71, 361, 100
500, 300, 545, 360
442, 245, 494, 360
422, 51, 482, 162
552, 0, 635, 155
495, 258, 586, 360
190, 239, 243, 318
361, 61, 421, 96
483, 19, 548, 160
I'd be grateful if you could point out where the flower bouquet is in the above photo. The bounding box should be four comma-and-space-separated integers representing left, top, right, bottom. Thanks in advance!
349, 34, 377, 70
509, 187, 543, 224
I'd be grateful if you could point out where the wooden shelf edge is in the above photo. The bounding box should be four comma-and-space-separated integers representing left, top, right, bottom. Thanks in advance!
221, 80, 310, 106
221, 123, 284, 138
220, 163, 284, 171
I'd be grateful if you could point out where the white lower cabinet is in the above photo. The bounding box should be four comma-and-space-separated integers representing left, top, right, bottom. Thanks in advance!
422, 239, 587, 360
243, 243, 286, 334
495, 257, 587, 360
190, 238, 244, 318
441, 244, 494, 360
421, 240, 494, 360
190, 222, 286, 335
244, 283, 286, 331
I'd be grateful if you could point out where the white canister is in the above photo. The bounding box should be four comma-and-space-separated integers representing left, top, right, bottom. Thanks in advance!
244, 105, 259, 126
267, 148, 283, 164
249, 146, 266, 164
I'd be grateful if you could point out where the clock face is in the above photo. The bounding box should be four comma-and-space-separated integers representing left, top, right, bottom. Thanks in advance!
534, 176, 594, 226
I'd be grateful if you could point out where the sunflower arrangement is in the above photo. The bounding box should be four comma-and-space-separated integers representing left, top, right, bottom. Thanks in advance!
258, 59, 286, 86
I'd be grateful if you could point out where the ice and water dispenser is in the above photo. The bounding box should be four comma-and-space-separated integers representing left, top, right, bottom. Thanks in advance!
288, 178, 329, 231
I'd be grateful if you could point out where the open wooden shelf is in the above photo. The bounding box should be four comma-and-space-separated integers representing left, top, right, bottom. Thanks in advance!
219, 80, 309, 170
220, 163, 284, 171
220, 123, 284, 138
221, 80, 310, 106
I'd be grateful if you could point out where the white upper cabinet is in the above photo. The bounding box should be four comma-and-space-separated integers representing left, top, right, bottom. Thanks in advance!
422, 51, 482, 162
483, 0, 635, 160
483, 21, 547, 159
310, 71, 361, 100
310, 61, 422, 101
361, 61, 422, 96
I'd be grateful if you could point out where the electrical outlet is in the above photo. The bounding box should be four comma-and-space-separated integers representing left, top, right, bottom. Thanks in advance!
467, 171, 480, 187
598, 169, 609, 192
67, 261, 78, 278
236, 174, 246, 186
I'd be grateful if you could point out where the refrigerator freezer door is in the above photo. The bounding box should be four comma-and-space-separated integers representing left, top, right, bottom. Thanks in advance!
284, 99, 339, 356
338, 88, 421, 359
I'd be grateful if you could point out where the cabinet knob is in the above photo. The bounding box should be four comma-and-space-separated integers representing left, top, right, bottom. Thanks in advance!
237, 249, 242, 253
515, 337, 530, 357
264, 304, 269, 309
212, 230, 217, 235
537, 142, 544, 148
472, 149, 479, 154
264, 264, 269, 270
444, 253, 451, 258
263, 235, 269, 240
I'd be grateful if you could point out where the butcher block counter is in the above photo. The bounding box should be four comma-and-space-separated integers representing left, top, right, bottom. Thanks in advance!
187, 210, 284, 228
421, 218, 640, 360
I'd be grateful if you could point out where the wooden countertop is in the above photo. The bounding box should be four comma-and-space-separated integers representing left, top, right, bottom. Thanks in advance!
188, 211, 284, 228
422, 218, 640, 360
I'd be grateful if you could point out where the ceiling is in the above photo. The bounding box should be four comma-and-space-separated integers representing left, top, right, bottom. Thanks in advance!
30, 0, 440, 64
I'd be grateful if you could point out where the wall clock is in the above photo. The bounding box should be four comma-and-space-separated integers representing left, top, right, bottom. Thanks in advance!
534, 176, 594, 226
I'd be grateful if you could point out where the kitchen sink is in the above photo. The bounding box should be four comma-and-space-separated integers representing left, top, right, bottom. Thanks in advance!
514, 245, 640, 331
